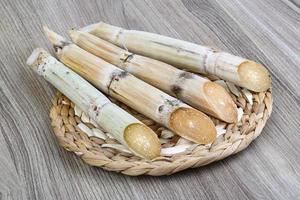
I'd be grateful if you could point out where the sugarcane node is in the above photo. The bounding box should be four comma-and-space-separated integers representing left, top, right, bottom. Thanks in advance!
112, 71, 129, 82
107, 70, 127, 90
123, 53, 134, 63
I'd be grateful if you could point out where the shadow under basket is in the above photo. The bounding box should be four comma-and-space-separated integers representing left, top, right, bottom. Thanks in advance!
49, 84, 272, 176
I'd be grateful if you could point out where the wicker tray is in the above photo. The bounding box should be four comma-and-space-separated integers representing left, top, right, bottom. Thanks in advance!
49, 82, 272, 176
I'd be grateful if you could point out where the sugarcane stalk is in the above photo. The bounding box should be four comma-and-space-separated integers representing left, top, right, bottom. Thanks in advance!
69, 30, 237, 123
44, 27, 217, 145
27, 48, 161, 159
81, 22, 271, 92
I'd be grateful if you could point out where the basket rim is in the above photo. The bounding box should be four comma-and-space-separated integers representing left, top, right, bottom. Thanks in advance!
49, 87, 272, 176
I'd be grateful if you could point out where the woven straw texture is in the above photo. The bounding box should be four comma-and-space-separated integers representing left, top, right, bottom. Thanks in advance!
50, 85, 272, 176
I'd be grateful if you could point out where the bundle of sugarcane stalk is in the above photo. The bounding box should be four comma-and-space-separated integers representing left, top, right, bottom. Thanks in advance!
27, 22, 271, 161
27, 49, 160, 159
68, 30, 237, 123
43, 27, 217, 145
81, 22, 271, 92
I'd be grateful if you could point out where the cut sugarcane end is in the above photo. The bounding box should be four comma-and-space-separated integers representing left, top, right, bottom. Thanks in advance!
69, 29, 80, 43
238, 61, 271, 92
26, 48, 44, 68
169, 108, 217, 144
43, 26, 70, 47
124, 123, 161, 160
204, 82, 237, 123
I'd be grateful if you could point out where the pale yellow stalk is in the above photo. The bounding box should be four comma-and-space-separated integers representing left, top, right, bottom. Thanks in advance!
69, 30, 237, 123
27, 48, 160, 159
44, 27, 217, 145
82, 22, 271, 92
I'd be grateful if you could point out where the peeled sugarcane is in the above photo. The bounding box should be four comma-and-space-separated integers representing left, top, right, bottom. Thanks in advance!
81, 22, 271, 92
44, 27, 217, 145
69, 30, 237, 123
27, 48, 161, 159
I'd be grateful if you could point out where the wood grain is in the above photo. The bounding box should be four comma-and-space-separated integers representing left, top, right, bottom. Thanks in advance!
0, 0, 299, 199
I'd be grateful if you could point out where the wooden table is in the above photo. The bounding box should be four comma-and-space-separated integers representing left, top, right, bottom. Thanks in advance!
0, 0, 299, 199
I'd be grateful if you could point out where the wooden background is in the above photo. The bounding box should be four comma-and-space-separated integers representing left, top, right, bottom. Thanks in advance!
0, 0, 299, 199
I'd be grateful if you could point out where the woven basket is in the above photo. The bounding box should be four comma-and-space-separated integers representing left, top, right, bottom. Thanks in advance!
49, 82, 272, 176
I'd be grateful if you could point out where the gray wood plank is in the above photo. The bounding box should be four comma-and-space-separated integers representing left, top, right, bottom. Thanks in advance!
0, 0, 299, 199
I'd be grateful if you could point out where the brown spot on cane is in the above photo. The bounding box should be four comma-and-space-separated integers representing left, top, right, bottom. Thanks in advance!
158, 105, 164, 113
93, 105, 97, 111
178, 71, 194, 79
171, 85, 182, 97
165, 99, 181, 107
118, 71, 129, 78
